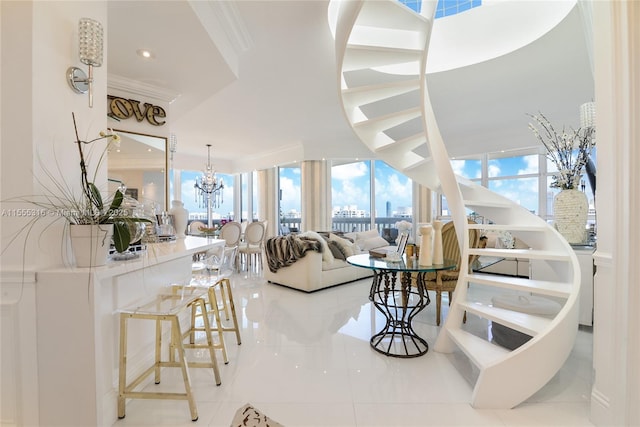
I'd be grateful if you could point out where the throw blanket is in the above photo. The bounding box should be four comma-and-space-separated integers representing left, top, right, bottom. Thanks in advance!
265, 234, 323, 273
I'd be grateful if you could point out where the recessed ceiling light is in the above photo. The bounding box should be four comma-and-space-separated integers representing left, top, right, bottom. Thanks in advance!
136, 49, 155, 59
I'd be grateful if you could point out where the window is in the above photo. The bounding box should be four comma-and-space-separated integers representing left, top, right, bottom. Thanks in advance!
374, 160, 412, 218
487, 153, 539, 214
397, 0, 482, 17
180, 170, 235, 223
241, 173, 249, 222
331, 160, 413, 236
279, 166, 301, 232
451, 158, 481, 180
331, 161, 371, 232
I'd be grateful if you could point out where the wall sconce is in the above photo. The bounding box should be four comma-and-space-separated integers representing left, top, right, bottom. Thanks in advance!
66, 18, 103, 108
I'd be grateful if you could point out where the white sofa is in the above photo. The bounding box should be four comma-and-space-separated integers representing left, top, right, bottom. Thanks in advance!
264, 230, 395, 292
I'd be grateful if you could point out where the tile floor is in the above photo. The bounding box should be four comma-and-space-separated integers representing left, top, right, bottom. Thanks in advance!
114, 271, 595, 427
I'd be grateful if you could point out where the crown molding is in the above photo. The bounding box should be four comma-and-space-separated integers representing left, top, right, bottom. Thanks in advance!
210, 0, 254, 53
188, 0, 254, 77
107, 74, 181, 104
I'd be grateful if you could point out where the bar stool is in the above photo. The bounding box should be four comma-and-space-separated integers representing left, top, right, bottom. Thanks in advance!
117, 288, 221, 422
185, 246, 242, 364
204, 246, 241, 345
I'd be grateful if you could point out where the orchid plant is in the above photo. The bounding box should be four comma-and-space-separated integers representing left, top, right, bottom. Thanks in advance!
528, 112, 595, 190
4, 113, 150, 254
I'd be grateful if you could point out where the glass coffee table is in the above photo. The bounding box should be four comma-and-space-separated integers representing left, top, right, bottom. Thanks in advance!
347, 254, 456, 358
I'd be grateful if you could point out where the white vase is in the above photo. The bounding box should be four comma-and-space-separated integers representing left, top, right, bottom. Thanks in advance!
70, 224, 113, 267
432, 220, 444, 265
419, 225, 433, 266
553, 189, 588, 244
170, 200, 189, 238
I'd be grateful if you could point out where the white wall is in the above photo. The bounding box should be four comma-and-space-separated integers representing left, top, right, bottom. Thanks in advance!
1, 2, 107, 425
591, 1, 640, 425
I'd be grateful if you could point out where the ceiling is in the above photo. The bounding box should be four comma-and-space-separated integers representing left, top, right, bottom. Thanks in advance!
107, 0, 594, 174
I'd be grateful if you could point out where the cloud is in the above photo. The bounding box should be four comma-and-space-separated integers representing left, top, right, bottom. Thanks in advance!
332, 178, 370, 211
279, 175, 301, 211
517, 155, 538, 175
332, 162, 368, 180
488, 163, 501, 178
374, 173, 412, 214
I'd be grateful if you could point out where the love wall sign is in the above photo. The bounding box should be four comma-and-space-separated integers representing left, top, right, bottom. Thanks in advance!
107, 95, 167, 126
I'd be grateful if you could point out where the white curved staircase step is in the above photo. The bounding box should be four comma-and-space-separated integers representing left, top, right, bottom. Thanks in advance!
353, 106, 422, 136
468, 273, 572, 298
459, 301, 552, 337
374, 132, 426, 153
469, 247, 571, 261
349, 25, 426, 50
342, 79, 421, 108
342, 48, 422, 72
463, 199, 512, 209
447, 328, 510, 369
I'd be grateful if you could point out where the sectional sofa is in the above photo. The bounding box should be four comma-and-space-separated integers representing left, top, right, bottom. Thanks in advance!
264, 230, 395, 292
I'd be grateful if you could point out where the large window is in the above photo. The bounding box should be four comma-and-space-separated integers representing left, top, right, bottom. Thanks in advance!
279, 166, 301, 232
439, 149, 596, 225
180, 170, 235, 222
487, 153, 539, 214
374, 160, 412, 218
331, 160, 412, 237
331, 161, 371, 232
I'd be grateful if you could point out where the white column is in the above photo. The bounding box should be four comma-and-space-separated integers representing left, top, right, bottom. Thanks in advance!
591, 2, 640, 426
301, 160, 331, 232
258, 168, 278, 238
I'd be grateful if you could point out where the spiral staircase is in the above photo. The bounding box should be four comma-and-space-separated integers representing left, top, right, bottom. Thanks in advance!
329, 0, 581, 409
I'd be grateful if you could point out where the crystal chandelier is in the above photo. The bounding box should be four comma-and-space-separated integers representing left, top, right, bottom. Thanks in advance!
194, 144, 224, 227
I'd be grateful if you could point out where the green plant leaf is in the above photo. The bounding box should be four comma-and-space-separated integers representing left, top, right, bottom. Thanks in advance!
112, 221, 131, 253
109, 189, 124, 210
88, 182, 103, 210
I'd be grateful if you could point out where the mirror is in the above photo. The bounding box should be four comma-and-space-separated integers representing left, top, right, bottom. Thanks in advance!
107, 130, 169, 213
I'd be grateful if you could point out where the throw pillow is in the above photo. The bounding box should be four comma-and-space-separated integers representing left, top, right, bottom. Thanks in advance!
357, 229, 380, 240
327, 240, 346, 260
358, 236, 390, 251
343, 232, 357, 242
329, 233, 356, 257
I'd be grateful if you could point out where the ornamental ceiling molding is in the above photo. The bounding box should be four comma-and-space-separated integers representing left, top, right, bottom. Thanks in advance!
188, 0, 254, 78
107, 74, 180, 104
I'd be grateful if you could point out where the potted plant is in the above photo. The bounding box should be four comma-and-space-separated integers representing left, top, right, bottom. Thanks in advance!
3, 113, 151, 266
528, 112, 595, 244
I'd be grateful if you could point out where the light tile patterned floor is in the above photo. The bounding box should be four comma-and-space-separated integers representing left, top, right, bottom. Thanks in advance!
113, 271, 594, 427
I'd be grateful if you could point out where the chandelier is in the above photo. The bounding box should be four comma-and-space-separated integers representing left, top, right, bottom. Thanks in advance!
194, 144, 224, 227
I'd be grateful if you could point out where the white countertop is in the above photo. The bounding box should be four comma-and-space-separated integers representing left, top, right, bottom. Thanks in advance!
40, 236, 225, 280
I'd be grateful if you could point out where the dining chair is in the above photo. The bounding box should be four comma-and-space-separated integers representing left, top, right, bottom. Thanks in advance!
424, 219, 480, 326
238, 221, 266, 272
219, 221, 242, 247
188, 221, 206, 235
